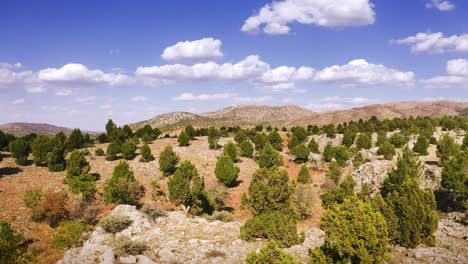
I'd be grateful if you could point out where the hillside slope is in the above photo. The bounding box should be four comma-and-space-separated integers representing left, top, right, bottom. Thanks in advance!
0, 122, 99, 137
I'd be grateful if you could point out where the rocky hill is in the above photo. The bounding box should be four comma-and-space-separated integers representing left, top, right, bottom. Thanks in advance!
130, 101, 468, 131
0, 122, 99, 137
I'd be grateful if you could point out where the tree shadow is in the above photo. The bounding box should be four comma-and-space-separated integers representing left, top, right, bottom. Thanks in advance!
0, 167, 23, 177
228, 180, 243, 188
90, 173, 101, 181
424, 161, 439, 166
219, 206, 235, 213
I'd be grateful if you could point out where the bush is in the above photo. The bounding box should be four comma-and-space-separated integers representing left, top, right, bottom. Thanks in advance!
215, 155, 240, 187
389, 133, 407, 148
313, 197, 388, 264
95, 148, 105, 156
308, 138, 319, 153
239, 140, 254, 158
253, 133, 268, 151
99, 215, 132, 233
437, 134, 460, 164
223, 141, 238, 162
66, 150, 90, 180
0, 221, 26, 264
68, 174, 97, 201
208, 137, 217, 149
326, 162, 342, 184
113, 236, 148, 257
106, 141, 120, 161
322, 142, 334, 162
9, 138, 29, 165
287, 135, 300, 150
121, 141, 137, 160
256, 142, 282, 169
104, 161, 144, 206
32, 190, 69, 227
159, 145, 179, 176
51, 220, 91, 249
342, 130, 356, 147
291, 144, 310, 163
377, 141, 396, 160
23, 188, 44, 208
297, 164, 311, 184
139, 143, 154, 162
65, 128, 84, 151
440, 152, 467, 210
168, 160, 214, 215
141, 134, 152, 144
205, 211, 233, 222
246, 241, 299, 264
268, 130, 282, 151
234, 130, 247, 143
356, 133, 372, 150
32, 135, 49, 166
293, 184, 313, 219
48, 145, 66, 172
178, 131, 190, 146
333, 145, 350, 166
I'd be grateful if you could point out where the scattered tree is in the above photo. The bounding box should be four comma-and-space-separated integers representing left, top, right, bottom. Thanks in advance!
308, 138, 319, 154
413, 135, 429, 155
333, 145, 350, 166
9, 138, 30, 165
322, 142, 334, 162
106, 141, 120, 161
246, 241, 299, 264
256, 142, 283, 169
326, 162, 342, 184
48, 145, 66, 172
121, 141, 137, 160
178, 131, 190, 146
104, 161, 144, 205
291, 144, 310, 163
223, 141, 239, 162
377, 141, 396, 160
297, 164, 311, 184
356, 133, 372, 150
215, 155, 240, 186
0, 221, 26, 263
159, 145, 179, 176
139, 143, 154, 162
66, 150, 90, 180
239, 140, 254, 158
389, 133, 407, 148
31, 135, 49, 166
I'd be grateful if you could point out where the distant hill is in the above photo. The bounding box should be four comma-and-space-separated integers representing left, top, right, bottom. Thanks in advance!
0, 122, 99, 137
130, 100, 468, 131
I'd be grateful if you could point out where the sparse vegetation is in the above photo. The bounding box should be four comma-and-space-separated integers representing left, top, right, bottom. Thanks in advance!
159, 145, 180, 176
99, 215, 133, 233
51, 220, 91, 249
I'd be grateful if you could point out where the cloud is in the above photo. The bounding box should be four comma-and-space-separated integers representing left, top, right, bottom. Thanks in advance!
305, 96, 376, 112
100, 104, 112, 109
109, 48, 121, 55
12, 98, 25, 105
26, 86, 47, 94
392, 32, 468, 54
38, 63, 134, 87
76, 96, 97, 104
241, 0, 375, 35
314, 59, 415, 86
425, 0, 455, 11
130, 96, 148, 102
55, 89, 73, 96
0, 62, 32, 91
173, 92, 272, 104
161, 38, 223, 61
422, 59, 468, 88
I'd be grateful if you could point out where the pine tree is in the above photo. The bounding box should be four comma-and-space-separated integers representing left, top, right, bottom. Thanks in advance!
159, 145, 179, 176
121, 141, 137, 160
291, 144, 310, 163
268, 130, 282, 151
185, 125, 196, 139
239, 140, 254, 158
256, 142, 283, 168
104, 161, 144, 205
413, 135, 429, 155
65, 129, 84, 151
48, 145, 66, 172
333, 145, 350, 166
342, 130, 356, 147
9, 138, 30, 165
287, 135, 300, 150
308, 138, 319, 154
253, 132, 268, 151
377, 141, 396, 160
322, 142, 334, 162
66, 150, 90, 180
168, 160, 214, 215
223, 141, 238, 162
178, 131, 190, 146
389, 133, 407, 148
139, 143, 154, 162
215, 155, 240, 186
106, 141, 120, 161
326, 162, 342, 183
234, 129, 247, 143
32, 135, 49, 166
440, 151, 467, 210
437, 134, 460, 164
297, 164, 311, 184
68, 174, 97, 201
356, 133, 372, 150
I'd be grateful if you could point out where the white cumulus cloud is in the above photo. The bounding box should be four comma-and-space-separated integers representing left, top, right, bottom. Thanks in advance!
241, 0, 375, 35
392, 32, 468, 54
173, 92, 273, 104
425, 0, 455, 11
131, 96, 148, 102
12, 98, 25, 105
305, 96, 376, 112
422, 59, 468, 88
315, 59, 415, 86
0, 62, 32, 90
161, 38, 223, 61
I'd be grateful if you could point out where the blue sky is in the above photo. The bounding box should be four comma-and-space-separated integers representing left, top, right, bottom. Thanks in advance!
1, 0, 467, 130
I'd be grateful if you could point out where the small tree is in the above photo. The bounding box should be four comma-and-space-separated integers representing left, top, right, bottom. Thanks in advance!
0, 221, 26, 263
246, 241, 299, 264
297, 164, 311, 184
185, 125, 196, 139
356, 133, 372, 150
68, 174, 97, 201
322, 142, 334, 162
223, 141, 238, 162
377, 141, 396, 160
437, 134, 460, 164
342, 130, 356, 147
159, 145, 179, 176
95, 148, 105, 156
141, 134, 152, 144
66, 150, 90, 180
104, 161, 144, 206
168, 160, 214, 215
48, 145, 66, 172
268, 130, 282, 151
253, 133, 268, 151
239, 140, 254, 158
177, 131, 190, 146
32, 135, 49, 166
121, 141, 137, 160
291, 144, 310, 163
326, 162, 342, 183
215, 155, 240, 186
106, 141, 120, 161
333, 145, 350, 166
256, 142, 283, 169
65, 128, 84, 151
234, 130, 247, 143
287, 135, 300, 150
308, 138, 319, 154
139, 144, 154, 162
441, 152, 467, 210
389, 133, 407, 148
9, 138, 30, 165
208, 136, 217, 149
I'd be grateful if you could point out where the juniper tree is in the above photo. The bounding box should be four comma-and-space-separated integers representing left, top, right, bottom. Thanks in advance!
139, 143, 154, 162
333, 145, 350, 166
342, 129, 356, 147
377, 141, 396, 160
239, 140, 254, 158
106, 141, 120, 161
440, 151, 467, 210
297, 164, 311, 184
68, 174, 97, 201
177, 131, 190, 146
268, 130, 282, 151
322, 142, 334, 162
246, 241, 299, 264
48, 145, 66, 172
287, 135, 300, 151
256, 142, 282, 169
413, 135, 429, 155
66, 150, 90, 180
223, 141, 238, 162
291, 144, 310, 163
215, 155, 240, 186
356, 133, 372, 150
32, 135, 49, 166
65, 129, 84, 151
159, 145, 179, 176
291, 126, 307, 142
437, 134, 460, 164
326, 162, 342, 184
104, 161, 144, 206
308, 138, 319, 154
389, 133, 407, 148
121, 141, 137, 160
253, 132, 268, 151
234, 129, 247, 143
9, 138, 30, 165
0, 221, 26, 263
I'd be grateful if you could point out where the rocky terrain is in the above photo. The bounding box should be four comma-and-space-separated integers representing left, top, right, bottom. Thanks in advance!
130, 101, 468, 132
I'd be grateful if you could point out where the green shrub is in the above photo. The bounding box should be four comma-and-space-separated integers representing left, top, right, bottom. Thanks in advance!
159, 145, 179, 176
246, 241, 299, 264
256, 142, 282, 169
106, 141, 120, 161
413, 135, 429, 156
113, 236, 148, 257
239, 140, 254, 158
326, 162, 342, 184
322, 142, 334, 162
177, 131, 190, 146
121, 141, 137, 160
9, 138, 29, 165
287, 135, 300, 150
291, 144, 310, 163
234, 130, 247, 143
99, 215, 132, 233
48, 145, 66, 172
356, 133, 372, 150
437, 134, 460, 164
333, 145, 350, 166
68, 174, 97, 201
223, 141, 238, 162
377, 141, 396, 160
440, 152, 467, 210
253, 132, 268, 151
66, 150, 90, 180
51, 220, 91, 249
23, 188, 44, 208
215, 155, 240, 187
0, 221, 26, 264
104, 161, 144, 206
139, 143, 154, 162
65, 128, 84, 151
322, 176, 356, 209
308, 138, 319, 154
141, 134, 152, 144
95, 148, 105, 156
389, 133, 407, 148
297, 164, 311, 184
32, 135, 49, 166
268, 130, 282, 151
208, 137, 217, 149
